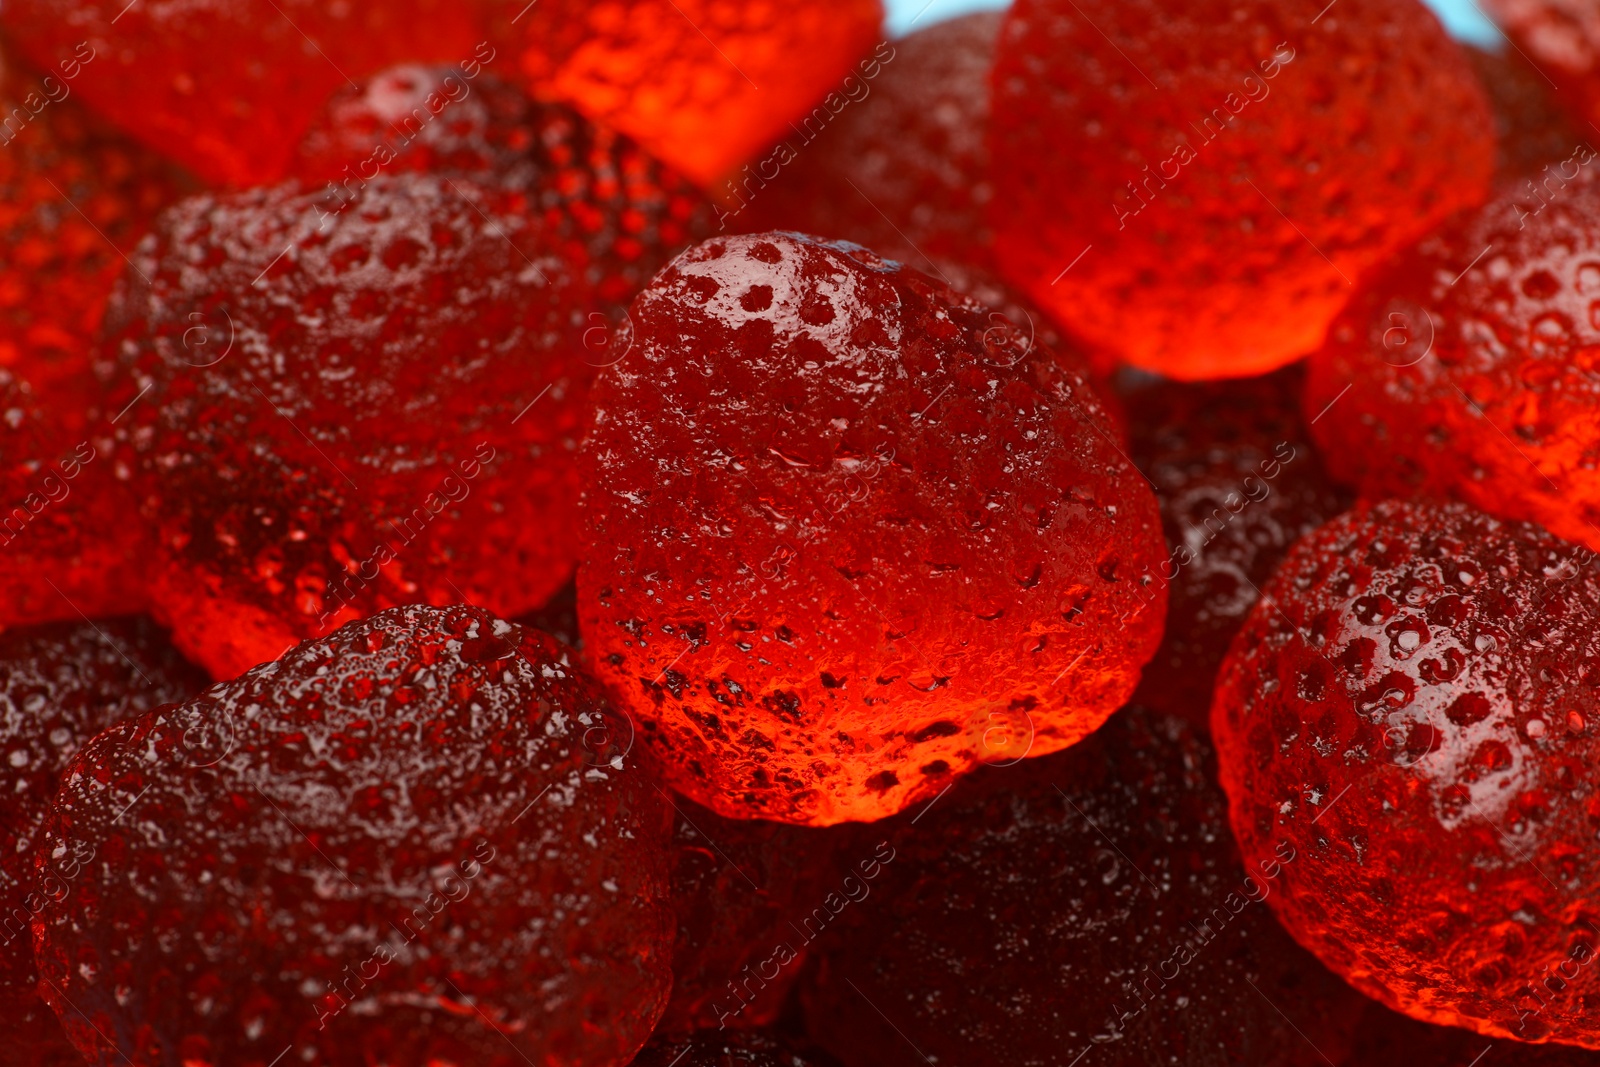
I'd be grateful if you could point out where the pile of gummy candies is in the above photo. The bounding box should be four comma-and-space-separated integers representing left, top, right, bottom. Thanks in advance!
5, 0, 1600, 1063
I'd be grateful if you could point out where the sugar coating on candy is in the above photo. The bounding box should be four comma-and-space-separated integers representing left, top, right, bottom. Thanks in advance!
659, 795, 847, 1032
1126, 370, 1350, 728
1480, 0, 1600, 130
1466, 46, 1586, 180
0, 370, 148, 625
292, 64, 715, 309
801, 706, 1364, 1067
101, 174, 590, 679
578, 232, 1167, 825
1306, 168, 1600, 553
989, 0, 1495, 380
492, 0, 886, 185
0, 618, 204, 1066
1349, 1000, 1600, 1067
1212, 499, 1600, 1047
33, 605, 673, 1067
631, 1030, 838, 1067
0, 0, 487, 187
0, 41, 181, 392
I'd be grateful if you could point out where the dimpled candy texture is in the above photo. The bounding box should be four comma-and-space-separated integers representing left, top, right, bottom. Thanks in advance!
1212, 499, 1600, 1047
0, 0, 486, 187
100, 173, 590, 680
290, 64, 716, 311
0, 618, 204, 1067
738, 13, 1107, 377
631, 1030, 839, 1067
0, 369, 148, 626
578, 232, 1167, 826
32, 605, 673, 1067
490, 0, 886, 185
988, 0, 1495, 380
1306, 168, 1600, 552
800, 706, 1365, 1067
1481, 0, 1600, 131
658, 794, 847, 1032
1126, 370, 1350, 729
0, 39, 182, 392
1466, 46, 1585, 181
1349, 999, 1600, 1066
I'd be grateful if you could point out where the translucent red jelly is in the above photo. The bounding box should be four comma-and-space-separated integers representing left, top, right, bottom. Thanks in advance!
579, 232, 1166, 825
989, 0, 1496, 379
802, 706, 1365, 1066
0, 0, 486, 186
33, 605, 673, 1067
489, 0, 887, 185
1213, 498, 1600, 1047
1307, 167, 1600, 552
0, 618, 204, 1067
100, 174, 591, 678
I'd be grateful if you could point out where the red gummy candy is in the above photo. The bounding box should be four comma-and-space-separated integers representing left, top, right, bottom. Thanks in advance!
658, 794, 847, 1032
33, 605, 673, 1067
578, 232, 1166, 825
1125, 370, 1350, 728
0, 2, 488, 187
101, 174, 591, 679
1351, 999, 1600, 1066
801, 706, 1365, 1067
291, 64, 715, 310
1480, 0, 1600, 133
489, 0, 887, 185
1306, 167, 1600, 552
0, 40, 182, 391
632, 1030, 838, 1067
0, 617, 204, 1067
0, 370, 148, 625
989, 0, 1495, 379
1212, 498, 1600, 1047
1466, 46, 1586, 180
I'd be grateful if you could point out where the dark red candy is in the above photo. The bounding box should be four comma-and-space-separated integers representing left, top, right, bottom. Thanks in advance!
801, 706, 1365, 1067
291, 64, 715, 310
989, 0, 1495, 379
1125, 370, 1350, 727
33, 605, 673, 1067
630, 1030, 839, 1067
101, 174, 591, 678
1480, 0, 1600, 133
579, 232, 1166, 825
1465, 45, 1586, 180
1212, 499, 1600, 1047
514, 579, 582, 651
1305, 168, 1600, 552
0, 1, 487, 187
659, 795, 847, 1032
1350, 999, 1600, 1066
0, 39, 182, 392
0, 617, 204, 1067
0, 370, 148, 625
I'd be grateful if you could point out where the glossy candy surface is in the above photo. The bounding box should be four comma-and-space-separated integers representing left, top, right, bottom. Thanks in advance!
989, 0, 1495, 379
579, 232, 1166, 825
1213, 499, 1600, 1047
33, 605, 673, 1067
101, 174, 590, 678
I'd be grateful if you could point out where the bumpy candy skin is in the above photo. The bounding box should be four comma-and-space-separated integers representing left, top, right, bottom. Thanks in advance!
0, 618, 205, 1067
489, 0, 886, 186
1349, 999, 1600, 1066
578, 232, 1167, 826
0, 1, 487, 187
1212, 499, 1600, 1047
988, 0, 1495, 380
100, 174, 592, 680
1126, 370, 1351, 729
1306, 168, 1600, 552
658, 794, 847, 1033
0, 40, 183, 392
631, 1029, 838, 1067
800, 706, 1365, 1067
291, 64, 716, 310
32, 605, 673, 1067
1480, 0, 1600, 133
0, 369, 149, 625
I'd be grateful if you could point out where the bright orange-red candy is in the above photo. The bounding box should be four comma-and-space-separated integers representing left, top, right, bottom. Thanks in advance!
489, 0, 886, 186
988, 0, 1495, 380
579, 233, 1167, 826
0, 41, 181, 391
0, 1, 487, 187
